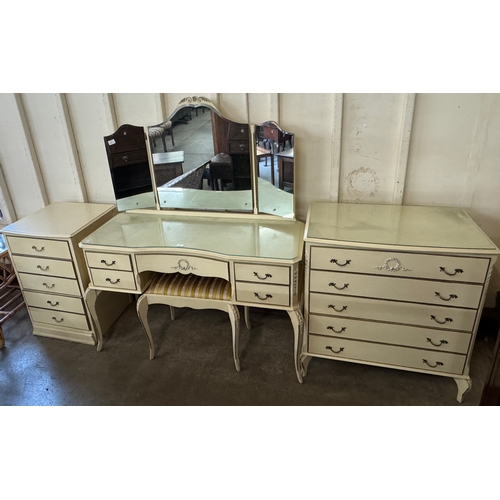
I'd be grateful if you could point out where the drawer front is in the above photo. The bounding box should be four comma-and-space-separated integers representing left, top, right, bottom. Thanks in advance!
90, 269, 137, 291
228, 141, 250, 154
310, 270, 483, 309
136, 254, 229, 281
110, 150, 148, 167
235, 263, 290, 285
310, 246, 489, 283
307, 335, 466, 375
308, 314, 472, 354
12, 255, 76, 279
29, 307, 89, 331
86, 251, 132, 271
7, 236, 71, 260
228, 124, 249, 140
309, 292, 477, 332
18, 273, 81, 297
236, 282, 290, 307
23, 291, 85, 315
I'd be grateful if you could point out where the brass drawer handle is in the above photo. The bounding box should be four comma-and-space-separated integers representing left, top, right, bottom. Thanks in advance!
439, 267, 463, 276
327, 326, 346, 334
435, 292, 458, 301
426, 338, 449, 347
52, 317, 64, 323
37, 265, 50, 271
330, 259, 351, 267
423, 359, 444, 368
430, 315, 453, 325
43, 283, 55, 289
105, 278, 121, 285
32, 245, 45, 252
122, 155, 129, 162
329, 282, 349, 290
253, 272, 272, 281
101, 259, 116, 267
326, 346, 344, 354
254, 292, 272, 301
47, 300, 60, 307
328, 305, 348, 312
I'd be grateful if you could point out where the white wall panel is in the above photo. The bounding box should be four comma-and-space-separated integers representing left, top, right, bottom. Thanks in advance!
0, 93, 48, 218
112, 93, 164, 126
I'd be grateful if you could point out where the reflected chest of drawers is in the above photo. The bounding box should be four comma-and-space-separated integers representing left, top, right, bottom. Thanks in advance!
1, 202, 117, 345
301, 202, 499, 402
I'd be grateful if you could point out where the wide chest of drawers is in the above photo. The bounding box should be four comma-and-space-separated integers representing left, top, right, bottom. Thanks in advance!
302, 202, 499, 402
1, 202, 117, 345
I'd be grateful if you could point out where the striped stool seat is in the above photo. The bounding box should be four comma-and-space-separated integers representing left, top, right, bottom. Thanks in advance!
136, 273, 240, 371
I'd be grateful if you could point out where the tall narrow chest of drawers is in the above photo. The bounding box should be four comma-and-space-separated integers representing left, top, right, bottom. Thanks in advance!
301, 202, 499, 402
1, 202, 117, 345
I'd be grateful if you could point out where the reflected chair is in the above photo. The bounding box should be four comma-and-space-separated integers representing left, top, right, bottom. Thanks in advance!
136, 272, 241, 371
256, 145, 274, 186
209, 153, 234, 191
148, 120, 174, 152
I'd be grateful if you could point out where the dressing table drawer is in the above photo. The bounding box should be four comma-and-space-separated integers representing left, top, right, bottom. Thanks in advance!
86, 251, 132, 271
236, 282, 290, 307
90, 268, 137, 291
235, 263, 290, 285
17, 273, 82, 297
228, 141, 250, 154
310, 246, 490, 284
7, 236, 71, 260
30, 307, 89, 331
12, 255, 76, 279
110, 150, 148, 168
23, 291, 86, 315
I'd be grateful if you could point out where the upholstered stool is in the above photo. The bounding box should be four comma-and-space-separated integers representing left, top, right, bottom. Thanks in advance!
136, 272, 241, 371
148, 120, 174, 152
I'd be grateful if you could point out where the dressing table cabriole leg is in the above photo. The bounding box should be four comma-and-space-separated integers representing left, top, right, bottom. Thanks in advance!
244, 306, 251, 330
228, 304, 241, 372
288, 309, 304, 383
136, 295, 155, 360
170, 306, 175, 321
454, 377, 472, 403
85, 288, 103, 351
300, 355, 312, 378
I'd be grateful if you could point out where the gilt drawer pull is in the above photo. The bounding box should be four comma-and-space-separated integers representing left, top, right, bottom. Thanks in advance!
37, 265, 50, 271
329, 282, 349, 290
326, 346, 344, 354
423, 359, 444, 368
426, 338, 449, 347
439, 267, 464, 276
31, 245, 45, 252
254, 292, 272, 301
430, 315, 453, 325
330, 259, 351, 267
435, 292, 458, 301
327, 326, 346, 334
47, 300, 60, 307
51, 317, 64, 323
43, 283, 55, 289
100, 259, 116, 267
328, 305, 348, 312
253, 272, 272, 280
105, 278, 121, 285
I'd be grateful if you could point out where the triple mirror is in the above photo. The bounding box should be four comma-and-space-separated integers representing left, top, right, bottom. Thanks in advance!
104, 96, 295, 219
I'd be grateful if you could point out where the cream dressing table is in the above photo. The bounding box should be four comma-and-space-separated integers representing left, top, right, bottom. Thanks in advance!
302, 202, 499, 402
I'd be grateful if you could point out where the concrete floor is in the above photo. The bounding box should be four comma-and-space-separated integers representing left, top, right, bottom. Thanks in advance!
0, 302, 496, 405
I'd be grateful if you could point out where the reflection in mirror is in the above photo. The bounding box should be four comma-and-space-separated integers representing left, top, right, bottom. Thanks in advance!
104, 124, 156, 212
255, 121, 295, 219
148, 99, 253, 213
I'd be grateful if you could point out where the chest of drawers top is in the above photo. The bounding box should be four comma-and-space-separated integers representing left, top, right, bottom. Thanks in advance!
305, 202, 499, 256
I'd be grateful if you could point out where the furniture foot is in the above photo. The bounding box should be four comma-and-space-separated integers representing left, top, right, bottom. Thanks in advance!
136, 295, 156, 360
244, 306, 251, 329
300, 355, 312, 378
454, 377, 472, 403
287, 309, 304, 383
228, 304, 241, 372
170, 306, 176, 321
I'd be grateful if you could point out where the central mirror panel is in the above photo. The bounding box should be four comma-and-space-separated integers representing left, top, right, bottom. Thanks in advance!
147, 99, 253, 213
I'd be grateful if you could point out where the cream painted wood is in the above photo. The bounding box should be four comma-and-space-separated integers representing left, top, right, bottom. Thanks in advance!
310, 270, 483, 309
307, 335, 467, 376
89, 269, 137, 291
234, 263, 290, 285
6, 236, 72, 260
23, 291, 86, 315
79, 211, 305, 381
85, 251, 133, 271
1, 202, 117, 345
17, 273, 81, 297
308, 315, 472, 354
135, 254, 229, 280
302, 202, 500, 403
